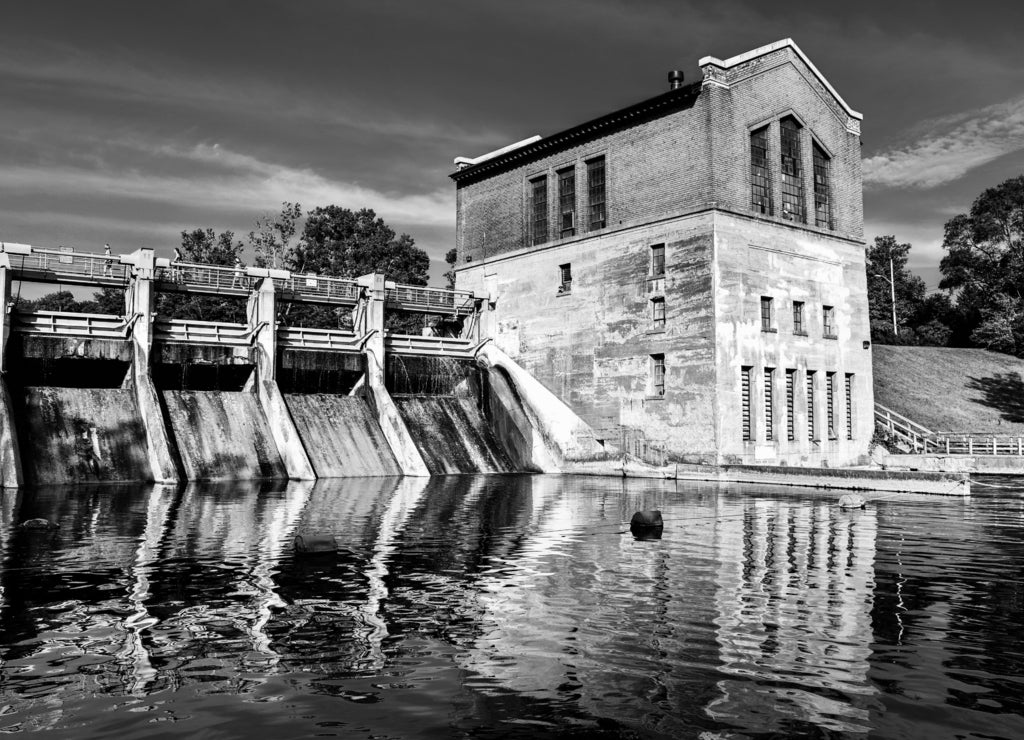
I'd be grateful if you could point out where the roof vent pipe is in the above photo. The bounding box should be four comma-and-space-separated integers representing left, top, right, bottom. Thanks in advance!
668, 70, 685, 90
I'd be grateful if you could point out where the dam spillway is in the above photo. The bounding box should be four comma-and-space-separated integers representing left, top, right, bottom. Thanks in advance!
162, 390, 286, 481
285, 394, 401, 477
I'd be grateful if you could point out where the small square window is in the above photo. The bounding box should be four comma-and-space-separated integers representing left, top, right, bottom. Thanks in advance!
651, 244, 665, 276
650, 354, 666, 397
651, 297, 666, 329
760, 296, 774, 331
823, 305, 836, 337
558, 263, 572, 294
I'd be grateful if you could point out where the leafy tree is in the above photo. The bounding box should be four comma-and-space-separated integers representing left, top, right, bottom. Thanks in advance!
25, 290, 100, 314
157, 229, 246, 323
939, 175, 1024, 353
444, 247, 457, 290
865, 235, 929, 344
283, 206, 430, 331
249, 202, 302, 269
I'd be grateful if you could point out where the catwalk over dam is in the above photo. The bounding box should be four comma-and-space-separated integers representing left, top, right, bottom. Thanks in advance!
0, 243, 609, 487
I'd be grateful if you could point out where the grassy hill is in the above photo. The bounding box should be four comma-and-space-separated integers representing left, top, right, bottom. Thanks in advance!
873, 345, 1024, 434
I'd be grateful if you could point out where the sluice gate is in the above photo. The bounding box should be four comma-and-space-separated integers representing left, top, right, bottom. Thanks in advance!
0, 242, 609, 486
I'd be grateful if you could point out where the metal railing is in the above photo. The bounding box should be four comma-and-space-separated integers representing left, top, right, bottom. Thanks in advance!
12, 310, 127, 339
5, 246, 128, 283
154, 317, 251, 346
278, 326, 362, 352
155, 262, 251, 294
875, 403, 1024, 456
385, 285, 476, 315
273, 273, 362, 304
384, 333, 476, 359
875, 404, 935, 453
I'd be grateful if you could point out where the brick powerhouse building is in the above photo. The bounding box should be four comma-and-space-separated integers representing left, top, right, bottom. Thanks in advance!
451, 39, 872, 467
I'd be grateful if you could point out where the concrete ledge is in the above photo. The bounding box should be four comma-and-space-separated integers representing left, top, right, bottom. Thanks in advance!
880, 453, 1024, 475
565, 458, 969, 496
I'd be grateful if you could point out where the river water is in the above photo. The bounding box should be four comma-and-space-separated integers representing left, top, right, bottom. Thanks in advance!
1, 475, 1022, 739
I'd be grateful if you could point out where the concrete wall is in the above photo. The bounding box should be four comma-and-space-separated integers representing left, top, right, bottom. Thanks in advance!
713, 212, 873, 465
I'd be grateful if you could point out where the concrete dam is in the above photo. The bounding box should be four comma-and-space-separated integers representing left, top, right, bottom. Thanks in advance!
0, 243, 609, 487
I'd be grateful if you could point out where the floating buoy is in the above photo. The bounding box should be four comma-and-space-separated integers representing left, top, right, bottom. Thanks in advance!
18, 518, 59, 530
838, 494, 867, 510
630, 510, 664, 540
294, 534, 338, 554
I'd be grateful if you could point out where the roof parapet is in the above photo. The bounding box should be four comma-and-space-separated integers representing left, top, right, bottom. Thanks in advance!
699, 38, 863, 127
454, 135, 543, 170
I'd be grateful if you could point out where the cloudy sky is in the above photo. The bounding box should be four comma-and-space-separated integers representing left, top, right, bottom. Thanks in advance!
2, 1, 1023, 287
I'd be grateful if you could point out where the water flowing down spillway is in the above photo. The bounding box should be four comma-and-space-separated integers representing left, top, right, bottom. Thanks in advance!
162, 390, 286, 480
394, 396, 516, 474
17, 387, 152, 484
285, 394, 401, 477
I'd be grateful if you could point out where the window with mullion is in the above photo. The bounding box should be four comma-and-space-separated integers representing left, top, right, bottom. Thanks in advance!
750, 126, 772, 215
586, 157, 606, 231
780, 118, 805, 223
558, 168, 576, 238
813, 142, 833, 229
530, 177, 548, 246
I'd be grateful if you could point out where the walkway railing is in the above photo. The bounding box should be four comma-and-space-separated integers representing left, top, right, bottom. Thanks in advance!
385, 285, 476, 316
875, 403, 1024, 456
154, 318, 251, 346
875, 403, 935, 452
12, 310, 127, 339
385, 334, 476, 359
155, 262, 251, 296
278, 326, 362, 352
4, 246, 128, 285
273, 274, 362, 305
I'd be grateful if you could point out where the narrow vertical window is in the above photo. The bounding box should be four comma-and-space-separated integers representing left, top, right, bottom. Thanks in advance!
786, 369, 796, 441
558, 168, 576, 238
530, 176, 548, 246
750, 126, 772, 215
813, 142, 832, 229
826, 372, 836, 439
650, 243, 665, 276
823, 305, 835, 337
764, 368, 775, 441
760, 296, 774, 331
741, 366, 753, 441
586, 157, 606, 231
651, 297, 666, 329
845, 373, 854, 440
558, 263, 572, 293
806, 370, 816, 441
651, 354, 666, 397
793, 301, 805, 334
780, 117, 805, 223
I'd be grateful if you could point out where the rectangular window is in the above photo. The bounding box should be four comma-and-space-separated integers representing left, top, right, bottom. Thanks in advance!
750, 126, 772, 215
812, 142, 833, 229
587, 157, 606, 231
530, 176, 548, 246
845, 373, 854, 440
826, 372, 837, 439
651, 354, 666, 397
793, 301, 805, 334
651, 244, 665, 276
823, 305, 835, 337
558, 168, 576, 238
764, 368, 775, 441
806, 370, 816, 441
558, 263, 572, 294
651, 297, 666, 329
760, 296, 774, 331
780, 117, 805, 223
786, 369, 796, 441
741, 366, 753, 441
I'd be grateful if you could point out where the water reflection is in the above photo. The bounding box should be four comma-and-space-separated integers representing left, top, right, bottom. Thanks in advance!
0, 476, 1023, 737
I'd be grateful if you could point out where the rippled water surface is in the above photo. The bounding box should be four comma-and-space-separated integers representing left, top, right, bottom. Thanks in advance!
2, 475, 1023, 738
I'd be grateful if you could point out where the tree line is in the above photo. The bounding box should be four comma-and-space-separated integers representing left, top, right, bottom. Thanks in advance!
868, 174, 1024, 357
20, 205, 431, 330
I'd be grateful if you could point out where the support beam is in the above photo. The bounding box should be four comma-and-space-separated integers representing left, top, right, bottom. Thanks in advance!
0, 260, 23, 487
358, 273, 429, 476
248, 277, 315, 480
125, 249, 183, 484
